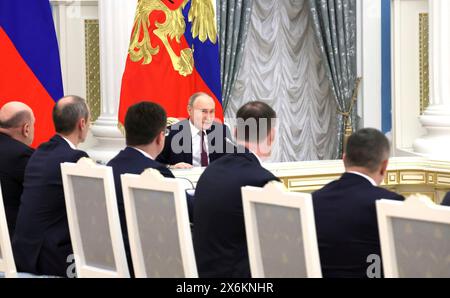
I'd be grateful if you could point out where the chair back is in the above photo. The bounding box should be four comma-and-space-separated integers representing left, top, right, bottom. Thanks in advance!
242, 182, 322, 277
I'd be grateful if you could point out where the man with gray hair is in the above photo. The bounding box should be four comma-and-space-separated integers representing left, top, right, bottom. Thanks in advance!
0, 101, 35, 236
13, 95, 90, 277
156, 92, 231, 168
312, 128, 404, 278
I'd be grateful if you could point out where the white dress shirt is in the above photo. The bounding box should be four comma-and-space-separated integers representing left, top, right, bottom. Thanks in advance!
347, 171, 377, 186
189, 120, 209, 167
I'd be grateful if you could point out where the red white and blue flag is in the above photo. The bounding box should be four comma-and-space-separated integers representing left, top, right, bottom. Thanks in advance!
120, 0, 223, 123
0, 0, 63, 147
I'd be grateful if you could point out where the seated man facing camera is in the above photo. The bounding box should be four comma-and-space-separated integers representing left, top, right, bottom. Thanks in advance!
156, 92, 231, 169
313, 128, 404, 278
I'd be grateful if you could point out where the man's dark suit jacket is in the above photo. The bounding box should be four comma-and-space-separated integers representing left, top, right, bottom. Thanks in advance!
0, 132, 34, 237
441, 193, 450, 206
193, 149, 278, 278
107, 146, 176, 275
12, 135, 88, 276
156, 119, 232, 166
312, 172, 404, 278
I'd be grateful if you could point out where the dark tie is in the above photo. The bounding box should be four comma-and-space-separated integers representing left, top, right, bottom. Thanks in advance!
201, 131, 208, 167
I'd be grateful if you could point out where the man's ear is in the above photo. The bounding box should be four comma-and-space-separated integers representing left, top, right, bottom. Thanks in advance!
268, 128, 275, 145
156, 130, 165, 146
22, 122, 30, 138
379, 159, 388, 176
79, 118, 87, 131
342, 153, 348, 166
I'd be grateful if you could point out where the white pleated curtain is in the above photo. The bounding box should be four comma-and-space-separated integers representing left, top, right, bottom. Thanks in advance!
224, 0, 338, 162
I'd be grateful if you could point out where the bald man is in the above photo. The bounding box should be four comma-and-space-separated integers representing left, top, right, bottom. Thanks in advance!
156, 92, 232, 168
13, 96, 90, 277
0, 102, 35, 236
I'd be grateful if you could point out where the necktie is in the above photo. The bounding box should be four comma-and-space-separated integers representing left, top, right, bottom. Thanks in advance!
201, 131, 208, 167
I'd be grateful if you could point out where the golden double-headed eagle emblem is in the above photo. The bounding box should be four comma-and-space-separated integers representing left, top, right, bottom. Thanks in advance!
128, 0, 217, 77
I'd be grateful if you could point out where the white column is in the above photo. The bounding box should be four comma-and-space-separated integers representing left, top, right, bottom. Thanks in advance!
86, 0, 137, 163
413, 0, 450, 158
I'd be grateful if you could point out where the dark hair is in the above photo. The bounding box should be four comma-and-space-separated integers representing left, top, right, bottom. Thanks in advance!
125, 101, 167, 146
52, 96, 89, 134
235, 101, 276, 143
0, 110, 31, 128
345, 128, 390, 172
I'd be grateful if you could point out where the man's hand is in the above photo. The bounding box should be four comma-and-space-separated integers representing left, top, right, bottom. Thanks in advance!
170, 162, 193, 169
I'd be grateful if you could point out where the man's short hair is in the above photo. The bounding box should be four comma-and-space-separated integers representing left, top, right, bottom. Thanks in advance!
125, 101, 167, 146
52, 96, 89, 134
187, 92, 212, 108
345, 128, 390, 172
0, 110, 31, 129
235, 101, 276, 143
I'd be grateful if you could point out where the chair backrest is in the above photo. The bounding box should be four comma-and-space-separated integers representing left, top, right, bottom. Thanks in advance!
166, 117, 180, 127
121, 169, 197, 277
241, 182, 322, 278
61, 158, 129, 277
376, 194, 450, 277
0, 182, 17, 278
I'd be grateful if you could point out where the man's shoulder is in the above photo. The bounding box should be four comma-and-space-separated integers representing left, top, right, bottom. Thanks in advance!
168, 119, 190, 130
208, 153, 277, 182
33, 136, 88, 162
373, 186, 404, 201
0, 133, 33, 156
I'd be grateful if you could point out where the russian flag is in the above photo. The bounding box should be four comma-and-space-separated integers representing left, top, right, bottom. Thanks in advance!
119, 0, 223, 123
0, 0, 64, 147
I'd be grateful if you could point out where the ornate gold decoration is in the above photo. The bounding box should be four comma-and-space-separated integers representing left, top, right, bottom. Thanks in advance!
128, 0, 217, 77
278, 168, 450, 203
188, 0, 217, 43
84, 19, 101, 122
339, 77, 362, 154
419, 13, 429, 114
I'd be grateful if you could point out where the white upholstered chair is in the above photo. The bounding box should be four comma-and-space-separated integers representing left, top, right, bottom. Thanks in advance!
61, 158, 129, 277
0, 182, 17, 278
121, 169, 197, 278
376, 194, 450, 278
241, 182, 322, 278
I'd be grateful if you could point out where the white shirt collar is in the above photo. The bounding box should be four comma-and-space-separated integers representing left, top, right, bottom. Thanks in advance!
130, 146, 154, 160
347, 171, 377, 186
189, 119, 205, 136
60, 135, 76, 149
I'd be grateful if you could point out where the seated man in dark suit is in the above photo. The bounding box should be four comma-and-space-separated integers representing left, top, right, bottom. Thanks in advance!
0, 102, 35, 236
156, 92, 231, 169
313, 128, 404, 278
13, 96, 90, 277
107, 101, 194, 275
193, 101, 279, 278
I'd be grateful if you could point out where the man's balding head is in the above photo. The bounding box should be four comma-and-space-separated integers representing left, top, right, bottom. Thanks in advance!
0, 101, 35, 146
52, 95, 90, 144
53, 96, 89, 134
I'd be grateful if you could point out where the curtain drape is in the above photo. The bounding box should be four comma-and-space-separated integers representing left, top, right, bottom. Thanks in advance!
217, 0, 253, 110
308, 0, 358, 157
224, 0, 338, 162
